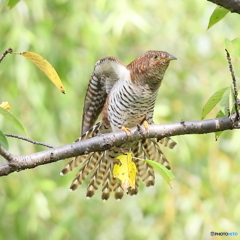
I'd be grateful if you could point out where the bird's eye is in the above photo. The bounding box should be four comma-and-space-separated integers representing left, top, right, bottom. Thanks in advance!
153, 54, 158, 59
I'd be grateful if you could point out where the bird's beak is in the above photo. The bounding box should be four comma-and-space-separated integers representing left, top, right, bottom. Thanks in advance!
166, 55, 177, 61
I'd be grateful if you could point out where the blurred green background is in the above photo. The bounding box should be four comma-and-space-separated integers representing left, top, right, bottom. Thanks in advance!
0, 1, 240, 239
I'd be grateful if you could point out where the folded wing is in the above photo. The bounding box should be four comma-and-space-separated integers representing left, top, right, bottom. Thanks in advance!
81, 57, 128, 134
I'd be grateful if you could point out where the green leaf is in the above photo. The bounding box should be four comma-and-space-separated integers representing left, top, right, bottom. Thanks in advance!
225, 38, 240, 61
219, 86, 235, 115
229, 87, 235, 115
145, 159, 174, 188
208, 6, 229, 29
201, 87, 229, 119
7, 0, 21, 9
219, 87, 230, 115
0, 130, 8, 150
215, 110, 225, 140
0, 108, 28, 135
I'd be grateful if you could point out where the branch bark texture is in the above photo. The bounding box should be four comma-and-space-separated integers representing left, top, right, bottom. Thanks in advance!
0, 115, 238, 177
208, 0, 240, 14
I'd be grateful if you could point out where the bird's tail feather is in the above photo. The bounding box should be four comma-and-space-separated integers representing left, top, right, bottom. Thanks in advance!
86, 152, 105, 198
61, 122, 101, 175
70, 151, 101, 191
158, 137, 177, 149
61, 122, 176, 201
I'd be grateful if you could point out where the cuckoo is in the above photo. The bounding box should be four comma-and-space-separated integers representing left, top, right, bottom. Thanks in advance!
61, 50, 177, 201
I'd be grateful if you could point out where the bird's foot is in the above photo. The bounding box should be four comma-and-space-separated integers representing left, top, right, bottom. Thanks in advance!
142, 120, 150, 133
121, 126, 131, 136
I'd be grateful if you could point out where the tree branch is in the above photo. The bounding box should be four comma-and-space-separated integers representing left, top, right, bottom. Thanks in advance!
0, 115, 239, 177
208, 0, 240, 14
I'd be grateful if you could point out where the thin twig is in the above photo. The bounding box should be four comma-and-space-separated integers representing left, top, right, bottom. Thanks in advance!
0, 48, 13, 63
225, 49, 239, 120
4, 133, 54, 148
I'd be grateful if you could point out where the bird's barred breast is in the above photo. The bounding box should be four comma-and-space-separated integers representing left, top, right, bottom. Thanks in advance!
107, 80, 158, 131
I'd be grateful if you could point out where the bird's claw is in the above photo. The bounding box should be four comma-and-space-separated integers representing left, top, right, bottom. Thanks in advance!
142, 120, 150, 133
121, 126, 131, 136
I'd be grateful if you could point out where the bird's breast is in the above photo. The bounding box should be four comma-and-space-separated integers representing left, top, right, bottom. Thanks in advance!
107, 80, 157, 131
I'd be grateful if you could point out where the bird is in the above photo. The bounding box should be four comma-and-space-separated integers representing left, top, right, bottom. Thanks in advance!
61, 50, 177, 201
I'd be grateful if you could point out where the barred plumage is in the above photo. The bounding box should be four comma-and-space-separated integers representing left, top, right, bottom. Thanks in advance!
61, 50, 177, 200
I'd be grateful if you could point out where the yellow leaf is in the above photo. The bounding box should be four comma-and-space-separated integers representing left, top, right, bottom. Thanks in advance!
113, 153, 136, 191
12, 52, 66, 94
0, 101, 11, 111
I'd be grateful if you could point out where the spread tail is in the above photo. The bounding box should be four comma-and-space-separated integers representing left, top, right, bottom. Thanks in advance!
61, 122, 176, 201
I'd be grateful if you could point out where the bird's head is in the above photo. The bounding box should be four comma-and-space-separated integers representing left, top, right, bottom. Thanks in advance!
145, 51, 177, 70
128, 50, 176, 90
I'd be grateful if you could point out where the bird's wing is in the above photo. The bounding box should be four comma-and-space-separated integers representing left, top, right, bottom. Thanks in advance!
81, 56, 129, 134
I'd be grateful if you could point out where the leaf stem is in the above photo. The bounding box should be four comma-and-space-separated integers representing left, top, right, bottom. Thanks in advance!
0, 48, 13, 63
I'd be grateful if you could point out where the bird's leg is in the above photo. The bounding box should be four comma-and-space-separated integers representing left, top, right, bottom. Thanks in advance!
121, 126, 131, 136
